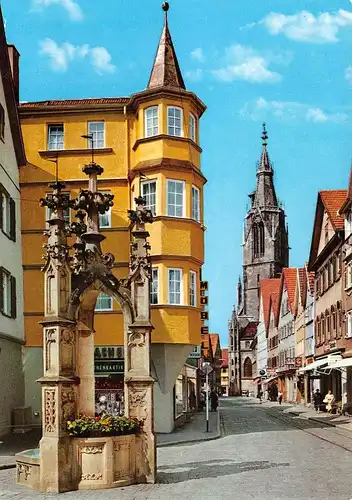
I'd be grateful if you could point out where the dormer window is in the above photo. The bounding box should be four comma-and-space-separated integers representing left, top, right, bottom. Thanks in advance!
167, 106, 183, 137
145, 106, 159, 138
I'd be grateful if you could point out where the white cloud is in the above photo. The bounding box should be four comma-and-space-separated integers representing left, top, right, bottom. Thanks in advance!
241, 97, 349, 123
191, 48, 205, 63
261, 9, 352, 43
90, 47, 116, 75
39, 39, 116, 74
346, 66, 352, 85
212, 45, 283, 84
34, 0, 83, 21
185, 69, 203, 82
306, 108, 328, 123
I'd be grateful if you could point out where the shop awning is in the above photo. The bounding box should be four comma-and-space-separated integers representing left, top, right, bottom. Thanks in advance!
327, 357, 352, 369
264, 375, 278, 384
298, 358, 328, 373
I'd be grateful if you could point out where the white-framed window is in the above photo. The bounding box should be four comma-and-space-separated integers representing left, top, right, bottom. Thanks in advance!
47, 124, 64, 150
88, 121, 105, 148
167, 179, 185, 217
141, 180, 157, 216
346, 312, 352, 338
192, 185, 200, 222
46, 192, 70, 227
150, 267, 158, 305
1, 186, 15, 240
99, 191, 112, 228
144, 106, 159, 138
346, 211, 352, 238
168, 268, 182, 305
346, 265, 352, 289
95, 293, 113, 312
189, 113, 196, 142
167, 106, 183, 137
0, 268, 15, 318
189, 270, 197, 307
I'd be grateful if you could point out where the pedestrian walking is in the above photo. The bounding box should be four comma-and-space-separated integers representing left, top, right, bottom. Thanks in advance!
313, 389, 322, 413
278, 391, 283, 405
210, 390, 219, 412
258, 390, 263, 404
323, 390, 335, 413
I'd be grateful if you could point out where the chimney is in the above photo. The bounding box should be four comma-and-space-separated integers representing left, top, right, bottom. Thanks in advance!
7, 45, 20, 103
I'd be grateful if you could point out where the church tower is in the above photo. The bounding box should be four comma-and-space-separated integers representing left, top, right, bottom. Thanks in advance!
241, 124, 289, 320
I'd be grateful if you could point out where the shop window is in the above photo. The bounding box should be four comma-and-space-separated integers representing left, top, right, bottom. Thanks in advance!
88, 121, 105, 148
95, 293, 113, 312
48, 124, 64, 150
142, 180, 157, 216
144, 106, 159, 138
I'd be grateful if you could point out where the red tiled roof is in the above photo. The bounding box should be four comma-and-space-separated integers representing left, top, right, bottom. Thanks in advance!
305, 262, 315, 295
19, 97, 130, 108
221, 348, 228, 368
298, 267, 306, 301
320, 190, 347, 230
282, 268, 298, 314
260, 279, 281, 331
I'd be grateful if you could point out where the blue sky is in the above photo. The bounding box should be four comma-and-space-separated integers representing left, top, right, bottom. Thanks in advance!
3, 0, 351, 347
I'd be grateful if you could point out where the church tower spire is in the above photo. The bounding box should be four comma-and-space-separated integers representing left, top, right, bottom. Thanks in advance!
241, 124, 289, 320
253, 123, 278, 208
147, 2, 186, 90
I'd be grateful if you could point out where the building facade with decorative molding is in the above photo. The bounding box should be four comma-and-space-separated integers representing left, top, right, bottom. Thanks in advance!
19, 5, 206, 433
0, 8, 26, 436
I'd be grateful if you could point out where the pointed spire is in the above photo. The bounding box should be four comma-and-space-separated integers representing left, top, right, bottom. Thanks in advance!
147, 2, 186, 90
253, 123, 278, 208
258, 123, 272, 172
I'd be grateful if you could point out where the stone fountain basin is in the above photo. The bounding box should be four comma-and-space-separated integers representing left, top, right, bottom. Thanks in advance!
73, 434, 137, 490
16, 448, 40, 490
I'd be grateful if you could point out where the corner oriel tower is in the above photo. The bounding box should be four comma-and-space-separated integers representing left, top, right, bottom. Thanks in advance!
241, 124, 289, 320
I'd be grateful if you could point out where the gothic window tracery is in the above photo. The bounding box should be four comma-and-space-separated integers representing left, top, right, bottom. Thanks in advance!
253, 221, 265, 258
243, 357, 252, 378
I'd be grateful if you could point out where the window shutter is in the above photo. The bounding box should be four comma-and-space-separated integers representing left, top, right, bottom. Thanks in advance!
0, 269, 3, 313
11, 275, 16, 319
9, 197, 15, 241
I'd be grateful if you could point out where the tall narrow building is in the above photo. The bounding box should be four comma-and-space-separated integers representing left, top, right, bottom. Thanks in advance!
229, 125, 289, 395
242, 124, 289, 321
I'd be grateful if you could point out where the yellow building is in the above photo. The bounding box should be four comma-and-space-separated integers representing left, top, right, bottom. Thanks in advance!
19, 4, 206, 433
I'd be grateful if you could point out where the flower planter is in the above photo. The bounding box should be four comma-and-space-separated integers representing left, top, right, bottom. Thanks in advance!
74, 434, 136, 490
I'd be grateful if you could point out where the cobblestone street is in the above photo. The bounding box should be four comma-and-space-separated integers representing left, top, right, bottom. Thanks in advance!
2, 398, 352, 499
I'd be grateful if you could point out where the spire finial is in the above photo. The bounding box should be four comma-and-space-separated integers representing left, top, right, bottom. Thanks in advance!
162, 2, 169, 15
262, 122, 268, 147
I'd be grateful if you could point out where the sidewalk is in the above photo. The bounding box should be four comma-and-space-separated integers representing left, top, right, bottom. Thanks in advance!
0, 428, 41, 470
261, 399, 352, 432
156, 410, 220, 447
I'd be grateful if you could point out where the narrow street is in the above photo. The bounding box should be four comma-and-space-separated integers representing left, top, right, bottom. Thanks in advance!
2, 398, 352, 500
